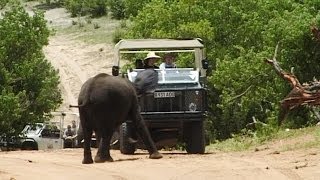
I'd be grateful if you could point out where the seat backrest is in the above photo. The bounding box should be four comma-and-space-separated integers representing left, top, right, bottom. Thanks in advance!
135, 59, 144, 69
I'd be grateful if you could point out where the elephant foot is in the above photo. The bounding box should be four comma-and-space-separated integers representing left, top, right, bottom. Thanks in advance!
94, 155, 114, 163
149, 152, 163, 159
82, 157, 94, 164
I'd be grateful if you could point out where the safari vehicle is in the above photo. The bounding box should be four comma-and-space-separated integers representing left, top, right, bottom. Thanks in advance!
112, 38, 208, 154
19, 123, 63, 150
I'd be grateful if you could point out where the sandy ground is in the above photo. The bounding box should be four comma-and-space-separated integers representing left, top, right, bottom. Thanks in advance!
41, 7, 114, 124
0, 148, 319, 180
1, 4, 320, 180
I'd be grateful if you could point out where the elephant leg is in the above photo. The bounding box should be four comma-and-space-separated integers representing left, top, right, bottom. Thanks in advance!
132, 112, 162, 159
80, 109, 94, 164
82, 128, 93, 164
94, 131, 113, 163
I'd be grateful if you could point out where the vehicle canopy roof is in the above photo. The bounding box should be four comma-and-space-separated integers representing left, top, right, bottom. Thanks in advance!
115, 38, 204, 50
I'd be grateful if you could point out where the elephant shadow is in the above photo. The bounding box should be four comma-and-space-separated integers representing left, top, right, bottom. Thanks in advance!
113, 152, 214, 162
133, 151, 214, 156
114, 157, 141, 162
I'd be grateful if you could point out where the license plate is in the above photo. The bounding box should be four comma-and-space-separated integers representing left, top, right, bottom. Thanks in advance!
154, 92, 175, 98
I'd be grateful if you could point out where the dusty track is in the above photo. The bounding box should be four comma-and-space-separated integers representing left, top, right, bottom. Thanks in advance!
43, 34, 113, 111
1, 148, 319, 180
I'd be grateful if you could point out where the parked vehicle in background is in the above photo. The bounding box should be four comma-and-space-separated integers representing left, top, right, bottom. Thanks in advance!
20, 123, 63, 150
112, 38, 208, 154
0, 135, 20, 151
0, 112, 81, 151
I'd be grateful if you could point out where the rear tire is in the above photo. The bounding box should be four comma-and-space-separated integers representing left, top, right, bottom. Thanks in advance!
119, 122, 135, 154
185, 121, 205, 154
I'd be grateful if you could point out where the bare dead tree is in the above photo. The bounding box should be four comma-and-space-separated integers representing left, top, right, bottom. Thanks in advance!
265, 44, 320, 125
311, 25, 320, 42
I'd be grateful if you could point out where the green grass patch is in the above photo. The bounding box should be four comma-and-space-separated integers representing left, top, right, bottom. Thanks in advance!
207, 126, 320, 152
54, 16, 120, 44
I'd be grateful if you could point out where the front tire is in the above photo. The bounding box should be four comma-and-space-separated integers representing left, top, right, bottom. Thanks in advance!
185, 121, 205, 154
119, 122, 135, 154
21, 141, 38, 150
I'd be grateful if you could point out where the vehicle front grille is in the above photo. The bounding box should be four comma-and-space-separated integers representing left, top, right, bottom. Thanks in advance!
139, 90, 205, 112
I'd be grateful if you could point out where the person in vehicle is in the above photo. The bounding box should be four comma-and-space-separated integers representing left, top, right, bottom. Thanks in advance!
63, 125, 76, 148
71, 120, 77, 134
143, 51, 160, 69
159, 52, 176, 69
63, 125, 75, 138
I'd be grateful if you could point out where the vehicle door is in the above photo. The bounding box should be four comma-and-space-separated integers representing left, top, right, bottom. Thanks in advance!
37, 126, 63, 150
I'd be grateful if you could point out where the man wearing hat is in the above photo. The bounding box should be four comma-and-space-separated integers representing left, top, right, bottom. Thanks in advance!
159, 52, 176, 70
143, 51, 161, 69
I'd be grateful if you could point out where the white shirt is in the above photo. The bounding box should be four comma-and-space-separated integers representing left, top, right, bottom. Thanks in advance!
159, 62, 176, 70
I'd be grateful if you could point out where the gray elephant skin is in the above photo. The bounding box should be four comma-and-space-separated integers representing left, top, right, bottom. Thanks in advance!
77, 70, 162, 164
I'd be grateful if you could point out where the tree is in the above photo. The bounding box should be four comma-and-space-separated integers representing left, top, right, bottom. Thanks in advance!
0, 5, 62, 137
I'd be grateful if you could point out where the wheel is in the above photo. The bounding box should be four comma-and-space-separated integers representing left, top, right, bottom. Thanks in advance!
119, 122, 135, 154
0, 147, 8, 151
185, 121, 205, 154
21, 141, 38, 150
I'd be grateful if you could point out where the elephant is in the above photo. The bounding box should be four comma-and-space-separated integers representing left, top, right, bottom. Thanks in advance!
76, 69, 163, 164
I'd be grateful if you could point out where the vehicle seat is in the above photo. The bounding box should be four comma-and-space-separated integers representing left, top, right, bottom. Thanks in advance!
135, 59, 144, 69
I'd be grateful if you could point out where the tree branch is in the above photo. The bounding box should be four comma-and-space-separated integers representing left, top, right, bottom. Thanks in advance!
227, 85, 252, 103
266, 44, 320, 125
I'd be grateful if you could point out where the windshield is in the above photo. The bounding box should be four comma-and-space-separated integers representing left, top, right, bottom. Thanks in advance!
21, 123, 43, 135
128, 68, 199, 84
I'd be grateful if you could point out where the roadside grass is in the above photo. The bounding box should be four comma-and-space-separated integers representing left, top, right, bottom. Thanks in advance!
54, 15, 120, 44
23, 1, 120, 44
207, 126, 320, 153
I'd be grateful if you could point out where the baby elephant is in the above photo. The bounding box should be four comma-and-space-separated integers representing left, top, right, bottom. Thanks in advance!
77, 70, 162, 164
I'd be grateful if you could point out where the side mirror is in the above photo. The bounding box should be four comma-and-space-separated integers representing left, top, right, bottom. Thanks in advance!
112, 66, 119, 76
202, 59, 209, 69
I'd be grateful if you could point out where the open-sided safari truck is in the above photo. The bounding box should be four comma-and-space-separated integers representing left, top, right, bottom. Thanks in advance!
112, 39, 208, 154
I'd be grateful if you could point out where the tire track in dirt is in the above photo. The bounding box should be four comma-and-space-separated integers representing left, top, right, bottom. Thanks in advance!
1, 148, 320, 179
43, 34, 113, 115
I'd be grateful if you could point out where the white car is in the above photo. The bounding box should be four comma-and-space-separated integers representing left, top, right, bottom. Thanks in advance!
20, 123, 63, 150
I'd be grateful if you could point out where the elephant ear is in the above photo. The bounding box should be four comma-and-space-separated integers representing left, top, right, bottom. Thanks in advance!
133, 69, 159, 95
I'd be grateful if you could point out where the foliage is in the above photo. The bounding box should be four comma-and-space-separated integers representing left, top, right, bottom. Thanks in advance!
0, 4, 62, 136
123, 0, 150, 18
0, 0, 9, 9
207, 125, 320, 152
107, 0, 125, 19
64, 0, 108, 17
116, 0, 320, 140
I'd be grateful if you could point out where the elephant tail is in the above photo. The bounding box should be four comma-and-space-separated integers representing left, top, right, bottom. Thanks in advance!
69, 104, 85, 108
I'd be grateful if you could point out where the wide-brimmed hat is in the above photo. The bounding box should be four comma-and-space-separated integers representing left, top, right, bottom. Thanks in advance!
144, 51, 161, 60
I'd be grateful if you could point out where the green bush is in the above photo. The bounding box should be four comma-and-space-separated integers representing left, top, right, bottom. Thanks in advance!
117, 0, 320, 140
64, 0, 108, 17
107, 0, 125, 19
0, 4, 62, 136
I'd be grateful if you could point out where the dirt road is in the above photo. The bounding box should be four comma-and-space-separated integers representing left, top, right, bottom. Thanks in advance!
1, 148, 319, 180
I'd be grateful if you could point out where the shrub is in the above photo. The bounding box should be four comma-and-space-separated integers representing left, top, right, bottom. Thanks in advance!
0, 4, 62, 136
64, 0, 108, 17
